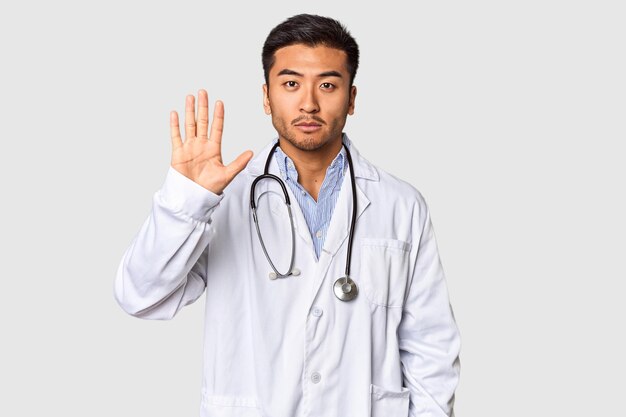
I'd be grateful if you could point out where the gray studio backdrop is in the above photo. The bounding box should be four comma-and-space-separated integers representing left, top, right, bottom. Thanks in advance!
1, 1, 624, 416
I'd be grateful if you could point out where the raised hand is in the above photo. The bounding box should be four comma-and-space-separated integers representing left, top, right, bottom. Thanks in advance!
170, 90, 253, 195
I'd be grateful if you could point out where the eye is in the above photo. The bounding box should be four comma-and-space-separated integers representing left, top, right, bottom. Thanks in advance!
320, 82, 335, 90
284, 81, 299, 89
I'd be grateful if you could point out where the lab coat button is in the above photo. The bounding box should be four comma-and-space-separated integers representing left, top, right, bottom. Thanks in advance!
311, 306, 323, 317
311, 372, 321, 384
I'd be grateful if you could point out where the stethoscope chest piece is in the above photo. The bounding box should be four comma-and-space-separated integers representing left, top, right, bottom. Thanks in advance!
333, 276, 358, 301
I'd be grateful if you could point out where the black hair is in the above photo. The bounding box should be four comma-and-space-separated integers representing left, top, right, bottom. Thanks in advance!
262, 14, 360, 86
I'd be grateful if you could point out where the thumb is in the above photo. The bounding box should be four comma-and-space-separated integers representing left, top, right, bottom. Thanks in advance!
225, 150, 254, 177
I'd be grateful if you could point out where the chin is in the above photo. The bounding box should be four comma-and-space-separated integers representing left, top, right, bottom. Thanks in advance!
283, 131, 342, 152
289, 137, 325, 151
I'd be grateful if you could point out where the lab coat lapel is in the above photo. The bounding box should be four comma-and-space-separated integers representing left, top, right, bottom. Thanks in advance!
309, 140, 374, 304
319, 175, 370, 259
274, 180, 315, 252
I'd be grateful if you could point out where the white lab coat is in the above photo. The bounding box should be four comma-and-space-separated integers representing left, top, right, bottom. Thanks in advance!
115, 136, 460, 417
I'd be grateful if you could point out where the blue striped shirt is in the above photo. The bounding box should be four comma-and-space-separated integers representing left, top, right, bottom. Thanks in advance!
274, 144, 347, 259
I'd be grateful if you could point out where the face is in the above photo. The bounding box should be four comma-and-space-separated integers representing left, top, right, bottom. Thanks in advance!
263, 44, 357, 152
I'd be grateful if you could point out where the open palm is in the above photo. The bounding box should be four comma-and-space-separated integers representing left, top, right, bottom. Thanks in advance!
170, 90, 253, 194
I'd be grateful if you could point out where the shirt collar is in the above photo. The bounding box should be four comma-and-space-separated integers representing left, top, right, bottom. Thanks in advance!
274, 141, 347, 184
246, 133, 379, 182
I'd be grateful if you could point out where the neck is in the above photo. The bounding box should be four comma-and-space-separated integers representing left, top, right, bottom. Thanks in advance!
278, 135, 343, 201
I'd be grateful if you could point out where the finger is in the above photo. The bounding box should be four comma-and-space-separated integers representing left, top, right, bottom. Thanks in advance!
209, 100, 224, 145
225, 150, 254, 177
184, 95, 196, 139
196, 89, 209, 139
170, 111, 183, 148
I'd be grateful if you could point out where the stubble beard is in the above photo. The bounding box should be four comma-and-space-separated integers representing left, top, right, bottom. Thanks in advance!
271, 114, 346, 152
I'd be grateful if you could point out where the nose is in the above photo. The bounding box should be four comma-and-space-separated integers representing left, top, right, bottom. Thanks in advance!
300, 86, 319, 114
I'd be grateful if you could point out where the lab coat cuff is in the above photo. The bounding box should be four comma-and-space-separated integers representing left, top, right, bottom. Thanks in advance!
159, 167, 224, 222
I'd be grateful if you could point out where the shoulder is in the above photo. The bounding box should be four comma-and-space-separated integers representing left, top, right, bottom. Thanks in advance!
377, 167, 426, 202
351, 144, 428, 211
349, 142, 432, 234
369, 165, 430, 222
352, 150, 432, 245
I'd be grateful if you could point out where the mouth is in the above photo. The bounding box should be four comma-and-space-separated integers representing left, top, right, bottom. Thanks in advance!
294, 121, 323, 133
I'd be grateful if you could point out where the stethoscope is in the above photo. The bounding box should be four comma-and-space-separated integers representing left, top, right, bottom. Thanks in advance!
250, 141, 359, 301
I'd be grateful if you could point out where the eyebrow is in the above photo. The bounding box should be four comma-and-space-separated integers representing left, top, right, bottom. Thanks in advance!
277, 69, 343, 78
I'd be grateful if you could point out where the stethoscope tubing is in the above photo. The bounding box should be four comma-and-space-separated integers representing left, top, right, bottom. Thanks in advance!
342, 141, 357, 280
250, 140, 358, 295
250, 170, 297, 278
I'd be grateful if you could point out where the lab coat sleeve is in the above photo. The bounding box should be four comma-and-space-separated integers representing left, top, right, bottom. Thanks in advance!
114, 167, 223, 320
398, 202, 461, 417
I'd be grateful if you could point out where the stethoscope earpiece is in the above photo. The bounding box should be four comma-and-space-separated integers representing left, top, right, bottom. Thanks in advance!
268, 268, 300, 280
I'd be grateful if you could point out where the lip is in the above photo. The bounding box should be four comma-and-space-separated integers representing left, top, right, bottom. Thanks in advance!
295, 123, 322, 132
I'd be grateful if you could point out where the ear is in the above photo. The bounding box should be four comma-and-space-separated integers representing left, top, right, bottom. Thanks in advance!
262, 84, 271, 115
348, 85, 357, 115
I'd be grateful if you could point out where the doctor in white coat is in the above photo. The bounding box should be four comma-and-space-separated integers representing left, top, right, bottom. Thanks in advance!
115, 14, 460, 417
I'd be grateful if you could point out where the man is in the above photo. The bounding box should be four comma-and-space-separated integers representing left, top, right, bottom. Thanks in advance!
115, 14, 460, 417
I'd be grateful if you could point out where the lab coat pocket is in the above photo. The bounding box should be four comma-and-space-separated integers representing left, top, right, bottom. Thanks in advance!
370, 384, 410, 417
359, 238, 411, 307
